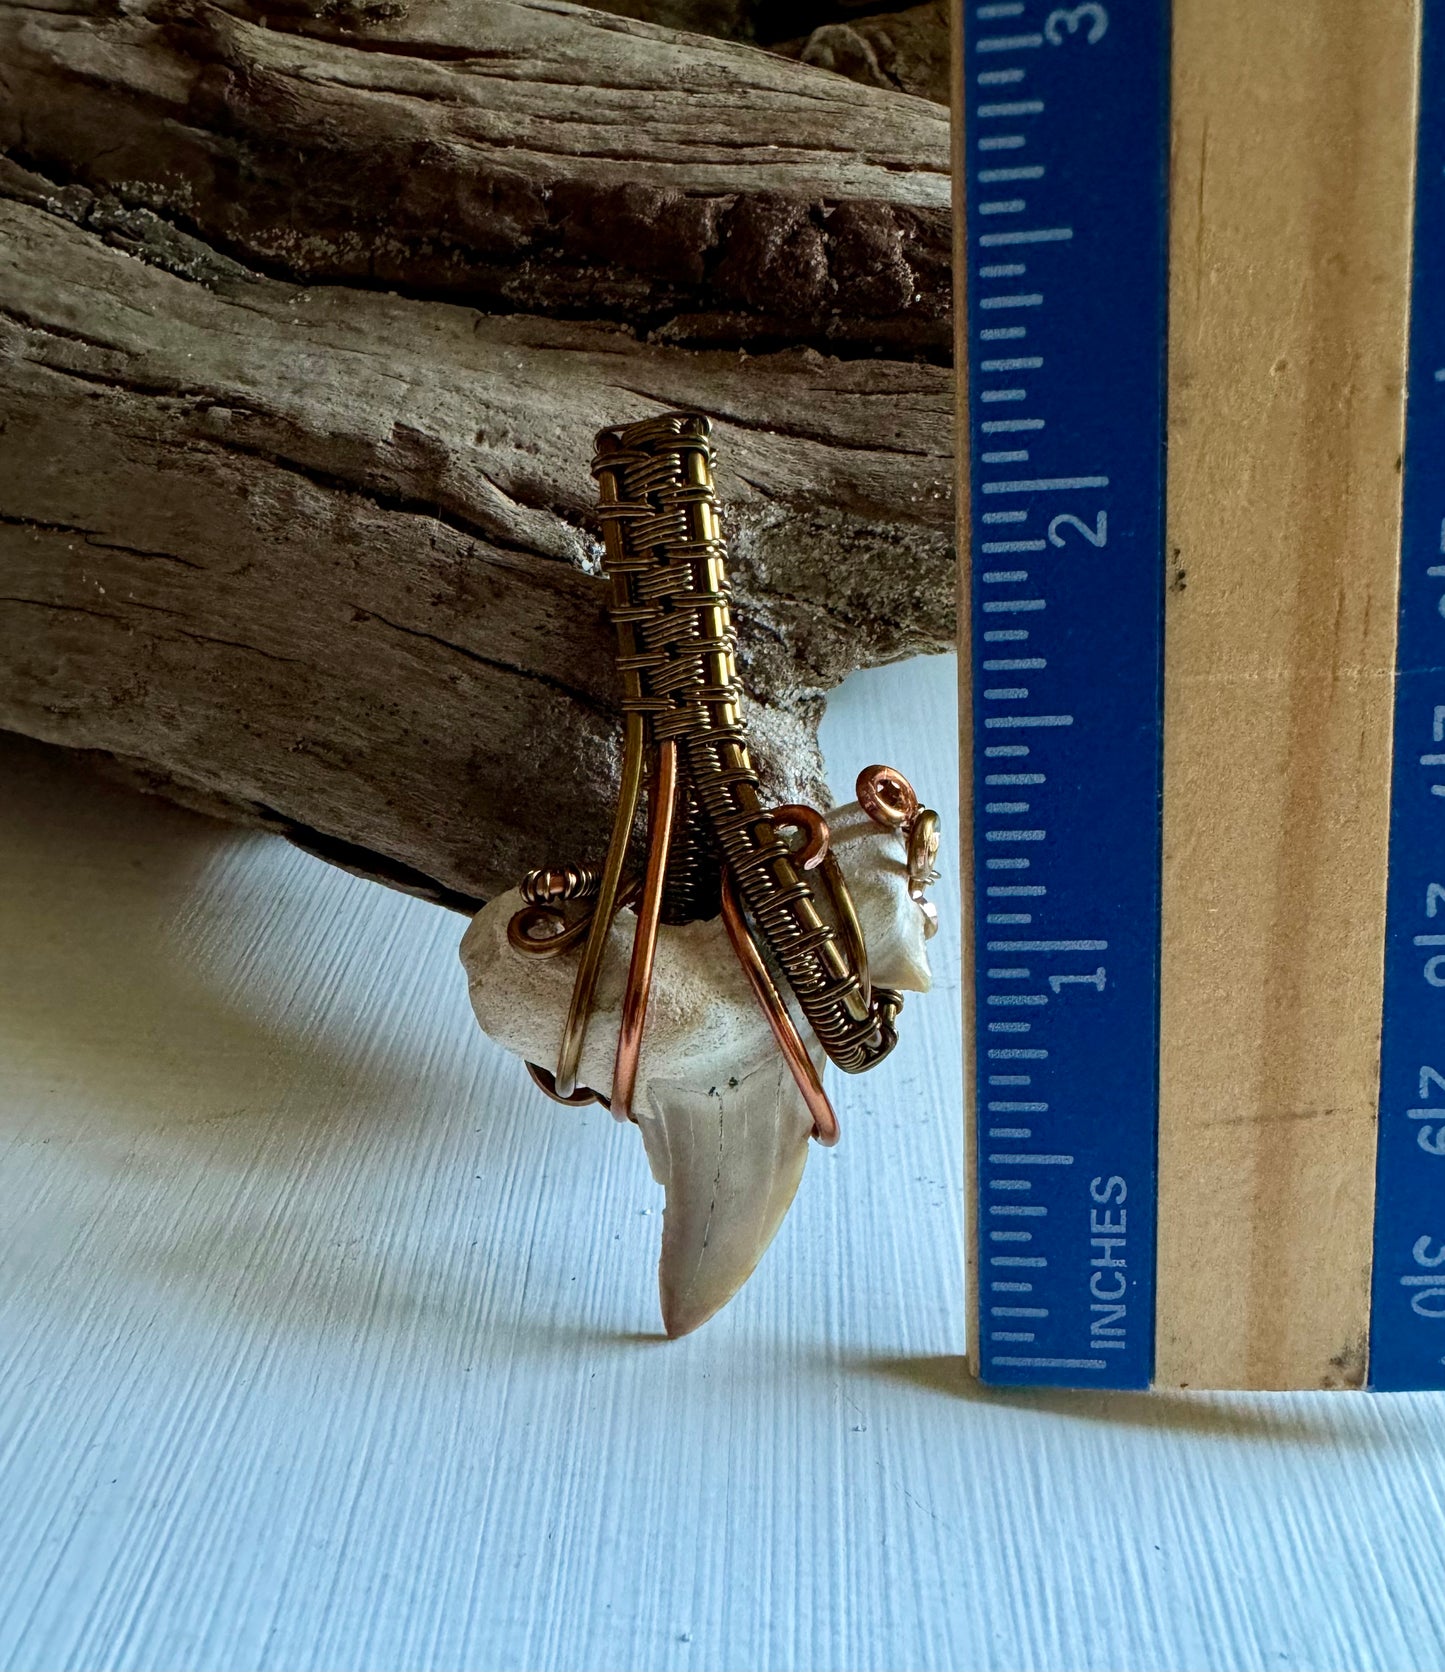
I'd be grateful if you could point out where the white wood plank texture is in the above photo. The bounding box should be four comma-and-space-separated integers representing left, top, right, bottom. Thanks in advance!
1, 654, 1443, 1672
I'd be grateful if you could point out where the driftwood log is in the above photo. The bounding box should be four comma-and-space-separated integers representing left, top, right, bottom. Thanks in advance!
0, 0, 954, 908
778, 1, 950, 106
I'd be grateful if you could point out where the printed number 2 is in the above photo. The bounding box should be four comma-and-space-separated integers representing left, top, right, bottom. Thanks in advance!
1048, 512, 1107, 548
1045, 4, 1109, 44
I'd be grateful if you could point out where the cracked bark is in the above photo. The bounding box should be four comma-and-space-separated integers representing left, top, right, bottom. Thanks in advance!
0, 0, 954, 907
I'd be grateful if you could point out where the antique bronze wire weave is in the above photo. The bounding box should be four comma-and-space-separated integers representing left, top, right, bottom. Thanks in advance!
508, 412, 938, 1146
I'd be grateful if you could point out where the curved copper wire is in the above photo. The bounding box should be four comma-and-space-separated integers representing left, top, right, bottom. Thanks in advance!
508, 879, 642, 959
719, 869, 840, 1147
526, 1061, 605, 1107
611, 739, 678, 1124
554, 709, 646, 1097
856, 763, 918, 830
907, 807, 942, 940
770, 804, 830, 870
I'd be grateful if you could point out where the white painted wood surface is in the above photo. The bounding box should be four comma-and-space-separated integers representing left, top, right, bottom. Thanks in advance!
1, 655, 1442, 1672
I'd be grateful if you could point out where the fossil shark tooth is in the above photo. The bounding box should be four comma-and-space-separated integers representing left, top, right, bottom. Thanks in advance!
637, 1055, 817, 1337
459, 800, 933, 1330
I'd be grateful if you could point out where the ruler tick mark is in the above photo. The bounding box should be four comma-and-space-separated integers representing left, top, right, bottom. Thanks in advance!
993, 1357, 1106, 1370
979, 226, 1073, 246
988, 939, 1108, 953
983, 475, 1109, 493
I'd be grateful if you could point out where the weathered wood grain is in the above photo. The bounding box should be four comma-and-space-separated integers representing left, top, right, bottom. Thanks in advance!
0, 163, 952, 906
0, 0, 955, 907
0, 0, 951, 355
1155, 0, 1415, 1389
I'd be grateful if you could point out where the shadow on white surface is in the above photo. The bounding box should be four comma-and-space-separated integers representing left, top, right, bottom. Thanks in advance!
1, 659, 1442, 1672
0, 734, 572, 1360
0, 740, 433, 1126
855, 1353, 1390, 1446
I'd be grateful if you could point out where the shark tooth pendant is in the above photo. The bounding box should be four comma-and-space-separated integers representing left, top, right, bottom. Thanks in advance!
459, 413, 940, 1335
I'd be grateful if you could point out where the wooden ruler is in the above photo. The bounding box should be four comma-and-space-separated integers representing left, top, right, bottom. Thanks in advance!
959, 0, 1430, 1389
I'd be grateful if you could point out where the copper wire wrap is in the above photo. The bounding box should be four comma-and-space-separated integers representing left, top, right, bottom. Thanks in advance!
590, 413, 897, 1077
510, 411, 935, 1139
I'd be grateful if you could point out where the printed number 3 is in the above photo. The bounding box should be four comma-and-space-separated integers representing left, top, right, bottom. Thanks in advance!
1045, 3, 1108, 44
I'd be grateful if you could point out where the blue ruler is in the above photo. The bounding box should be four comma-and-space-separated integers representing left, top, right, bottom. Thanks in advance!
962, 0, 1170, 1388
1369, 2, 1445, 1393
